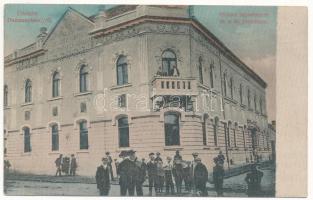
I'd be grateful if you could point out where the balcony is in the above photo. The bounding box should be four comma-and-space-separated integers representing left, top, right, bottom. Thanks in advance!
151, 76, 198, 97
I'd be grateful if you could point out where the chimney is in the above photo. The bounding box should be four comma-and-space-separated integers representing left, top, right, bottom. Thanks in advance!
94, 5, 107, 28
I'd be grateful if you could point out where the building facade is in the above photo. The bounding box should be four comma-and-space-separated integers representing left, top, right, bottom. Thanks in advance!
4, 5, 273, 176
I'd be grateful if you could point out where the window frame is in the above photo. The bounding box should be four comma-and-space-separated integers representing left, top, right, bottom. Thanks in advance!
25, 79, 32, 103
23, 127, 31, 153
79, 65, 88, 93
52, 71, 60, 97
116, 56, 128, 86
164, 112, 180, 146
198, 57, 203, 84
79, 120, 89, 150
51, 124, 59, 151
161, 50, 178, 77
118, 117, 130, 148
4, 85, 8, 107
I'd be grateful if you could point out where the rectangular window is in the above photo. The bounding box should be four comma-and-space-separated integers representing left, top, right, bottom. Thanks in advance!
80, 102, 87, 113
79, 121, 88, 150
24, 128, 31, 153
25, 111, 31, 120
118, 117, 129, 147
164, 113, 180, 146
52, 107, 58, 116
118, 94, 127, 108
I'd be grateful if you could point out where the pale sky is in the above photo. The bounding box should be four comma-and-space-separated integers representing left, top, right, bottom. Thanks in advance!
4, 5, 276, 121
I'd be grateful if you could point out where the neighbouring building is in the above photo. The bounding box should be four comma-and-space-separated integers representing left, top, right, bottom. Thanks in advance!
4, 5, 273, 176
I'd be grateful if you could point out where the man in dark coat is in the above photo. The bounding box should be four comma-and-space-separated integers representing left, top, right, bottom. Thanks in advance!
106, 152, 114, 181
70, 154, 77, 176
213, 157, 225, 196
55, 154, 63, 177
129, 150, 145, 196
155, 152, 162, 162
217, 151, 225, 165
117, 150, 136, 196
163, 156, 175, 195
172, 157, 184, 195
96, 157, 111, 196
194, 157, 208, 196
245, 164, 264, 197
182, 161, 192, 192
147, 152, 157, 196
174, 150, 182, 161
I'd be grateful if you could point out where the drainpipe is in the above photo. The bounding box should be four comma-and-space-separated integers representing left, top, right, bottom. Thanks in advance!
218, 50, 230, 170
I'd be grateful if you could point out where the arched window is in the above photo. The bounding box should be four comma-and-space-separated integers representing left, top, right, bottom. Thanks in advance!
23, 127, 31, 152
162, 50, 178, 76
247, 89, 251, 108
51, 124, 59, 151
25, 79, 32, 103
164, 112, 180, 146
79, 120, 88, 149
118, 117, 129, 147
213, 117, 218, 146
210, 64, 214, 88
239, 84, 243, 104
230, 77, 233, 99
79, 65, 88, 92
223, 72, 227, 96
198, 57, 203, 84
52, 72, 60, 97
4, 85, 8, 107
116, 56, 128, 85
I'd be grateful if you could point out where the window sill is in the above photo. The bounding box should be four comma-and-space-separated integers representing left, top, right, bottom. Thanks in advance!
110, 83, 132, 90
4, 106, 11, 110
203, 146, 211, 150
21, 102, 33, 107
77, 149, 89, 153
74, 91, 92, 97
47, 96, 63, 101
21, 152, 32, 156
224, 96, 237, 104
164, 146, 183, 151
48, 151, 61, 155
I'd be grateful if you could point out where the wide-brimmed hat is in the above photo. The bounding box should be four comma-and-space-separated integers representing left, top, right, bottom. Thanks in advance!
149, 152, 155, 156
192, 152, 199, 156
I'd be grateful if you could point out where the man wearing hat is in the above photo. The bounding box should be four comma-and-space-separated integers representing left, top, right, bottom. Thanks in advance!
191, 152, 199, 193
213, 157, 225, 197
194, 157, 208, 196
155, 152, 163, 162
129, 150, 145, 196
172, 157, 184, 195
117, 150, 136, 196
96, 157, 111, 196
174, 150, 182, 161
105, 152, 114, 181
147, 152, 157, 196
244, 164, 263, 197
69, 154, 77, 176
163, 156, 175, 195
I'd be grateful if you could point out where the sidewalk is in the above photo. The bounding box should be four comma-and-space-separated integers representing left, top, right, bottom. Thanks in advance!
5, 161, 275, 195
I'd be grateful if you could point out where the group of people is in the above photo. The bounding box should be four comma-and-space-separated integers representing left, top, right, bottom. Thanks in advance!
95, 150, 210, 196
54, 154, 77, 176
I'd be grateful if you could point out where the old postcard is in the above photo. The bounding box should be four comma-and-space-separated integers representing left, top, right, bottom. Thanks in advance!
2, 3, 308, 198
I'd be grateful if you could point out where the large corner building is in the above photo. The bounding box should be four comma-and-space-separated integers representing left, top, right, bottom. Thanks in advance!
4, 5, 274, 175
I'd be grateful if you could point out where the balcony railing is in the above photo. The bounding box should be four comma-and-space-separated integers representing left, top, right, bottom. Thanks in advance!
151, 76, 197, 97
